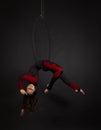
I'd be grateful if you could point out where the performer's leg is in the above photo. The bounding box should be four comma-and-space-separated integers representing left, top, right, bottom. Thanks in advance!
60, 72, 80, 90
60, 72, 70, 85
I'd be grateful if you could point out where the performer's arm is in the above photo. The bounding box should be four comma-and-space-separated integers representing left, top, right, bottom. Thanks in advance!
43, 60, 63, 90
47, 68, 63, 90
18, 73, 38, 95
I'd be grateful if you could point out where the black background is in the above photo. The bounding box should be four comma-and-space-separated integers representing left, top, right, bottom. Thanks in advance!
0, 0, 101, 130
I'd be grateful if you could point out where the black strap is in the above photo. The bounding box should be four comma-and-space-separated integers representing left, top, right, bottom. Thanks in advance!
32, 16, 52, 62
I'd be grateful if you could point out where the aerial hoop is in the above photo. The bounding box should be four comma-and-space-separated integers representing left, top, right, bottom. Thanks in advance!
32, 0, 51, 62
31, 0, 52, 90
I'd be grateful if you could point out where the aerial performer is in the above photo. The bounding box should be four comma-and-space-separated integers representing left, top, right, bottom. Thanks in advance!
18, 0, 85, 116
18, 60, 85, 116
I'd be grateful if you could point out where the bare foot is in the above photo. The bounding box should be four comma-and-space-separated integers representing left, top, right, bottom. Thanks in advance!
75, 89, 85, 95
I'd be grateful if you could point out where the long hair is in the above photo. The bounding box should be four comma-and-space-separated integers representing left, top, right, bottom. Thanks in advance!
23, 91, 39, 113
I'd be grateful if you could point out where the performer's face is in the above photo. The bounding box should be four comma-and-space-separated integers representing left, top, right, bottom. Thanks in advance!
26, 84, 36, 95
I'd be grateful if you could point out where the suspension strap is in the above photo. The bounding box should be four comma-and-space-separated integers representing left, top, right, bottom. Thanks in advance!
40, 0, 44, 18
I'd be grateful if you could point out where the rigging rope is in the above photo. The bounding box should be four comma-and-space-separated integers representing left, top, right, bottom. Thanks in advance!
40, 0, 44, 17
31, 0, 52, 93
32, 0, 51, 62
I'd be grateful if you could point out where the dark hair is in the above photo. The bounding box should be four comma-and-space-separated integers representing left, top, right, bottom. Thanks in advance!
23, 91, 39, 113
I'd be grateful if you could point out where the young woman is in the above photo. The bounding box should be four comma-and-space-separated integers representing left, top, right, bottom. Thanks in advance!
20, 83, 39, 116
18, 60, 85, 116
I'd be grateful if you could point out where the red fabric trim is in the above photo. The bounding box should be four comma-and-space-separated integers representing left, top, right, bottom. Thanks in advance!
18, 79, 23, 90
53, 68, 63, 78
69, 82, 80, 90
43, 61, 61, 71
18, 73, 38, 90
43, 61, 63, 78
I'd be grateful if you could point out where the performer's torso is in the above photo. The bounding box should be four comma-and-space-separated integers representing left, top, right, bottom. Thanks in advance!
29, 60, 61, 76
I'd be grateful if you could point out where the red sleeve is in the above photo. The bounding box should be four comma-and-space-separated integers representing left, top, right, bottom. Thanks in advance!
43, 60, 63, 79
18, 73, 38, 90
18, 78, 24, 90
43, 60, 63, 90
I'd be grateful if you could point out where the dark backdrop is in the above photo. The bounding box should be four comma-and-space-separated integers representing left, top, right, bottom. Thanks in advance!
0, 0, 101, 130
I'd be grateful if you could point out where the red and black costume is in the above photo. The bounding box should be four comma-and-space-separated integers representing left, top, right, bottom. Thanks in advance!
18, 60, 80, 91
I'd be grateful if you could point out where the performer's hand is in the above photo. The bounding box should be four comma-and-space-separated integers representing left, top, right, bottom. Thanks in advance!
20, 109, 25, 116
20, 89, 27, 95
44, 88, 49, 94
44, 83, 49, 94
75, 89, 85, 95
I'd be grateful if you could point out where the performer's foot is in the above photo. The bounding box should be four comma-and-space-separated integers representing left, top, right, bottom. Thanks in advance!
80, 89, 85, 95
75, 89, 85, 95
